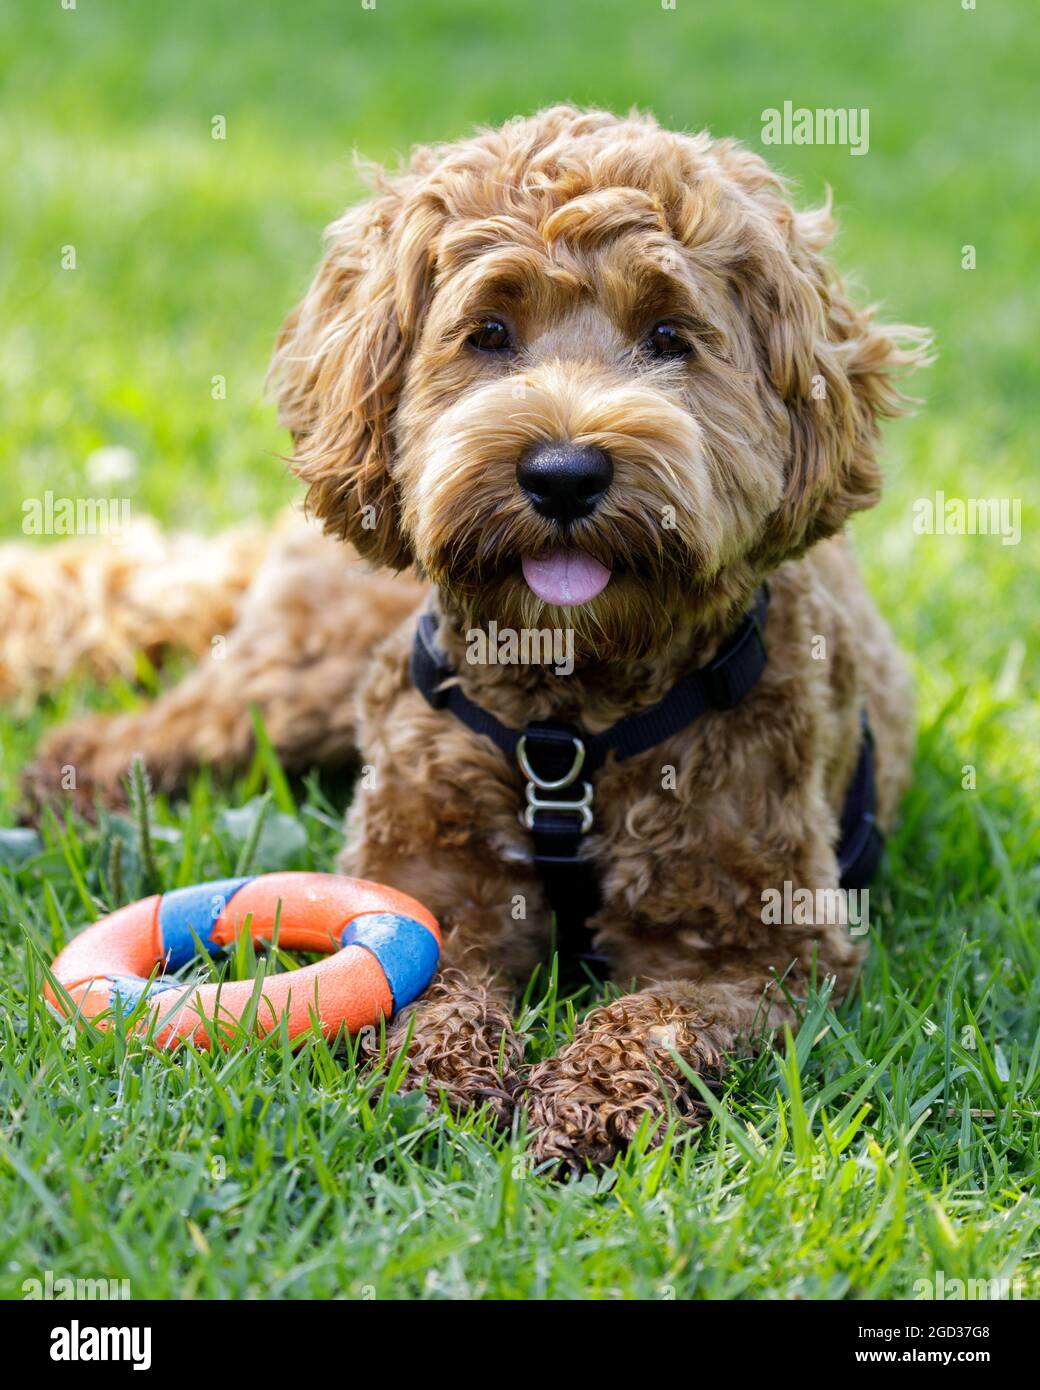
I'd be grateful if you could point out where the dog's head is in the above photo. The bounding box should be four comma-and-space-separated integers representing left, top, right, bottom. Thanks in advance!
272, 106, 928, 659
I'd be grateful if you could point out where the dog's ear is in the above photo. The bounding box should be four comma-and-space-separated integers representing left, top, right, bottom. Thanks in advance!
718, 153, 931, 563
270, 178, 444, 568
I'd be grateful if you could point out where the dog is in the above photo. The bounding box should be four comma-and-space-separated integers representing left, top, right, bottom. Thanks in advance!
22, 106, 929, 1167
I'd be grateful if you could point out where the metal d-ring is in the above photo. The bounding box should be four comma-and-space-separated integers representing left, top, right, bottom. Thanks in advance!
516, 733, 586, 790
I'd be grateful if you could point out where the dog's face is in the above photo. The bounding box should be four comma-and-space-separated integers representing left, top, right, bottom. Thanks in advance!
274, 107, 925, 659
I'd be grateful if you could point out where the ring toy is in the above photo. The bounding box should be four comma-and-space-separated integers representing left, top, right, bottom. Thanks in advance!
45, 872, 441, 1049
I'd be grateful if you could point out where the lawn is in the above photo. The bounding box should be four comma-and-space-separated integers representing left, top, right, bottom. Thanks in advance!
1, 0, 1037, 1299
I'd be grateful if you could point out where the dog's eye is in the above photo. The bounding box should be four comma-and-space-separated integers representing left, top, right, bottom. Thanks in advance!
467, 319, 513, 352
645, 322, 693, 359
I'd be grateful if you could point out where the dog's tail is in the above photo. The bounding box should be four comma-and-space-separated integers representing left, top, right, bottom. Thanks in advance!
0, 517, 273, 706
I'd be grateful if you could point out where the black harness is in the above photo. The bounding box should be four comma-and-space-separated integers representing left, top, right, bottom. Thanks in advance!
411, 586, 883, 968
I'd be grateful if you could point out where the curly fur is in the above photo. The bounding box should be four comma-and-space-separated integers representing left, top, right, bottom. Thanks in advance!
20, 106, 929, 1166
0, 518, 267, 706
526, 991, 728, 1170
360, 968, 524, 1125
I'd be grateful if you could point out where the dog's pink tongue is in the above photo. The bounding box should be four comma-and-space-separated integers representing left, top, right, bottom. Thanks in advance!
521, 549, 611, 606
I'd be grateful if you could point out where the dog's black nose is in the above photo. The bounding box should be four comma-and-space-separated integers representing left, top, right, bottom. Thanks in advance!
516, 443, 613, 524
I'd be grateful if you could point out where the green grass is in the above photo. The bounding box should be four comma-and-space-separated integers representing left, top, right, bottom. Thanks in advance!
1, 0, 1038, 1300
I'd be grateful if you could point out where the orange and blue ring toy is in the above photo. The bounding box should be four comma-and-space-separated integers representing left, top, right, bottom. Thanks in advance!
45, 872, 441, 1049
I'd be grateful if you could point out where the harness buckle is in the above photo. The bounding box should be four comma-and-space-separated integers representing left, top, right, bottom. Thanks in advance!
517, 732, 586, 790
522, 780, 594, 834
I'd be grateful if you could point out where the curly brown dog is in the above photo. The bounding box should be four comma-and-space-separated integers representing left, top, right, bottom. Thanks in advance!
22, 106, 928, 1167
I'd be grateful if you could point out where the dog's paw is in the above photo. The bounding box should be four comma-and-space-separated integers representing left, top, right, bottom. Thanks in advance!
360, 969, 525, 1126
524, 992, 726, 1171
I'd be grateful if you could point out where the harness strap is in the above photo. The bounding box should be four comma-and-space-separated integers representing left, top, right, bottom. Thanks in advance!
517, 720, 604, 964
411, 586, 883, 967
412, 587, 770, 770
836, 713, 884, 890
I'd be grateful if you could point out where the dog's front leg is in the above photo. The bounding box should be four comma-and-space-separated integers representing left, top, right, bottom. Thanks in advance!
525, 938, 858, 1169
343, 828, 539, 1125
359, 961, 524, 1125
524, 981, 732, 1169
